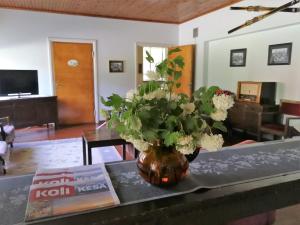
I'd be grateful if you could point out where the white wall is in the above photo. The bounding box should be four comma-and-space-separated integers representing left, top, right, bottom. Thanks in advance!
207, 23, 300, 102
179, 0, 300, 89
0, 9, 178, 113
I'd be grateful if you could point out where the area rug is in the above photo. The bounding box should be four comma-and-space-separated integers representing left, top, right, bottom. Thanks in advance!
6, 138, 122, 176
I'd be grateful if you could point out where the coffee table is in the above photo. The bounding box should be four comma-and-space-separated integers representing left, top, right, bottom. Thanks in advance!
82, 126, 127, 165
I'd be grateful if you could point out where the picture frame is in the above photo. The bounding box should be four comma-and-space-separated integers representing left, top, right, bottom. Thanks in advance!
230, 48, 247, 67
268, 43, 292, 65
109, 60, 124, 73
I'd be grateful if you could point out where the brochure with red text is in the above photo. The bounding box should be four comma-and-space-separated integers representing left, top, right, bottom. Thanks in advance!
25, 164, 119, 221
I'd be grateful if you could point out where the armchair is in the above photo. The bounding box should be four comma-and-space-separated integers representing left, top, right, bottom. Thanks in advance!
257, 99, 300, 141
0, 141, 8, 175
0, 116, 15, 147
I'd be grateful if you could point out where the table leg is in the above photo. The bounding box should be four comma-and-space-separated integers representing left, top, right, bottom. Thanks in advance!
82, 137, 86, 165
88, 145, 92, 165
122, 144, 126, 160
135, 148, 139, 159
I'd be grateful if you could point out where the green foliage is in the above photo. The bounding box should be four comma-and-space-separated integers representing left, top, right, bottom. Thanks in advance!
212, 121, 228, 133
145, 51, 154, 63
168, 47, 181, 55
163, 131, 181, 147
100, 48, 233, 152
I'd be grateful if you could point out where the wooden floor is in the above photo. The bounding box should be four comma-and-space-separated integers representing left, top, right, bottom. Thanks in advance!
15, 123, 135, 160
15, 123, 97, 143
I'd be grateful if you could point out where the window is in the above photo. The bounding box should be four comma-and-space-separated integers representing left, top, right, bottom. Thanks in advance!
143, 47, 167, 81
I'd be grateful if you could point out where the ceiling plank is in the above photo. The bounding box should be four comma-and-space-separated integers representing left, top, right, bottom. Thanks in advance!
0, 0, 243, 24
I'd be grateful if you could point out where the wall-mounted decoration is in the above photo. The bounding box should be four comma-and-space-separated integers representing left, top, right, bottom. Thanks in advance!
268, 43, 292, 65
230, 48, 247, 67
109, 60, 124, 73
67, 59, 79, 67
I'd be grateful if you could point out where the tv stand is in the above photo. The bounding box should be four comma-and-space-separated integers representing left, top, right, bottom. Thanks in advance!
8, 92, 32, 98
0, 96, 58, 128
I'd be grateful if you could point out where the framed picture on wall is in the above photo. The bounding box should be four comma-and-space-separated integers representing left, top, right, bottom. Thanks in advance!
268, 43, 292, 65
230, 48, 247, 67
109, 60, 124, 73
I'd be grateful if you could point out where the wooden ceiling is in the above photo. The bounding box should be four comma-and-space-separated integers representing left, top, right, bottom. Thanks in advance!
0, 0, 242, 24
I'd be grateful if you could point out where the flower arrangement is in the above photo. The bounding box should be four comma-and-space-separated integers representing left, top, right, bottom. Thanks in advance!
101, 48, 234, 155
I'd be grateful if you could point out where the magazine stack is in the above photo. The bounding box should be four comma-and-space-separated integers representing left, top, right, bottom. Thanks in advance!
25, 164, 120, 221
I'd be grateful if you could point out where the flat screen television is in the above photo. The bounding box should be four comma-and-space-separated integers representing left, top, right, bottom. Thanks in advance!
0, 70, 39, 96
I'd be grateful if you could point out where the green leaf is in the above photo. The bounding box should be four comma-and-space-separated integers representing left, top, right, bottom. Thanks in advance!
212, 121, 227, 133
138, 81, 160, 95
163, 131, 180, 147
103, 94, 124, 109
173, 56, 185, 68
169, 101, 177, 110
168, 47, 181, 55
176, 83, 181, 88
145, 51, 154, 63
143, 129, 159, 142
167, 68, 174, 76
174, 71, 182, 80
193, 87, 206, 99
165, 115, 178, 131
138, 110, 151, 121
204, 86, 220, 100
156, 59, 168, 75
201, 103, 215, 115
183, 117, 198, 133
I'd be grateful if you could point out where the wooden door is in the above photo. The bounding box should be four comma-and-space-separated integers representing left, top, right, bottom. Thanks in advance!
168, 45, 195, 97
52, 42, 95, 125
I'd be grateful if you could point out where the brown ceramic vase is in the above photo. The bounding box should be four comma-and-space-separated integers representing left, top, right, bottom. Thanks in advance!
136, 146, 189, 186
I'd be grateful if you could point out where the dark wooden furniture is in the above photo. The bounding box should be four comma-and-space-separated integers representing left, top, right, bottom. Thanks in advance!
237, 81, 276, 105
257, 99, 300, 141
0, 96, 58, 128
228, 101, 278, 138
82, 126, 127, 165
24, 172, 300, 225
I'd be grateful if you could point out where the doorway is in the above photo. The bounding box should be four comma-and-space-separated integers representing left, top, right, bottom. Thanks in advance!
135, 44, 195, 97
51, 41, 96, 125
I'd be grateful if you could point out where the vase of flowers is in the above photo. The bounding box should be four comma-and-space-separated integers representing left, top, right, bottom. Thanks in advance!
101, 48, 234, 186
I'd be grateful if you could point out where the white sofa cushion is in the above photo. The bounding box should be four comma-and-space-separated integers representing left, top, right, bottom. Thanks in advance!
0, 141, 7, 156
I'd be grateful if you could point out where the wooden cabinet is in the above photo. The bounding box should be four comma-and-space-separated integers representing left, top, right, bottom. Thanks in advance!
228, 101, 278, 136
0, 96, 58, 128
237, 81, 276, 105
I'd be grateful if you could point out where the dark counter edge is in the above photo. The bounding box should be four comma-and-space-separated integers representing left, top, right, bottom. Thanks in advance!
27, 172, 300, 225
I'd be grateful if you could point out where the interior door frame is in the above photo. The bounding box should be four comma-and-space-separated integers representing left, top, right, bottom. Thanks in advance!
48, 38, 99, 123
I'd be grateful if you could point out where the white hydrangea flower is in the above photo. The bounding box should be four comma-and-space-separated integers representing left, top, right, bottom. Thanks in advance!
200, 134, 224, 152
180, 103, 195, 115
146, 70, 160, 81
120, 134, 132, 142
132, 139, 149, 152
144, 89, 165, 100
170, 93, 179, 101
176, 135, 195, 155
176, 145, 194, 155
212, 94, 234, 111
178, 135, 193, 146
131, 117, 142, 131
126, 89, 138, 102
210, 109, 227, 121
